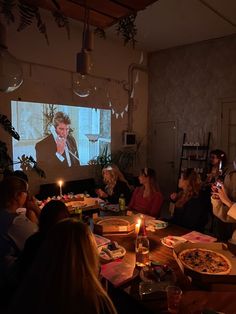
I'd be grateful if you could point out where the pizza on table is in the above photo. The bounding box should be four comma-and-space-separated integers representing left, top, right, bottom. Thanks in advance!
178, 248, 232, 275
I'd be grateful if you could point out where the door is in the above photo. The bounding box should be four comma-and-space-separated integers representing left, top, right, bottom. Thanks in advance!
150, 121, 177, 199
221, 101, 236, 165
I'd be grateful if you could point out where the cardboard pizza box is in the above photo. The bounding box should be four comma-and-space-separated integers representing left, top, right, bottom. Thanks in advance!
173, 242, 236, 285
93, 215, 136, 236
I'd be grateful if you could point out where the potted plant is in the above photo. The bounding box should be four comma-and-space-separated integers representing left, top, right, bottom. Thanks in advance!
0, 114, 45, 178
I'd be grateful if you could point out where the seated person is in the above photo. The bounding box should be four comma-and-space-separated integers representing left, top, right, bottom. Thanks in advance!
168, 168, 208, 232
0, 176, 38, 304
9, 219, 117, 314
4, 170, 40, 224
211, 167, 236, 240
95, 164, 131, 204
19, 200, 70, 277
128, 168, 163, 218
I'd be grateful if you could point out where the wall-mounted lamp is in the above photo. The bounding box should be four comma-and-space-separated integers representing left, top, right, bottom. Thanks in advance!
73, 7, 94, 97
0, 23, 23, 93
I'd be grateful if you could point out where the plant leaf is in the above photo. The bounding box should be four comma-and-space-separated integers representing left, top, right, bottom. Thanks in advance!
0, 114, 20, 140
17, 1, 49, 45
116, 14, 137, 48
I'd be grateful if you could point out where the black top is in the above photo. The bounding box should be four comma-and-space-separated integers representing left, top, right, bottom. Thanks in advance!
170, 191, 209, 232
105, 180, 131, 204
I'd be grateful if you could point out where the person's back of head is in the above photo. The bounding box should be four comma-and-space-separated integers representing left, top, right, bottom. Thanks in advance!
0, 176, 28, 209
182, 168, 202, 195
39, 200, 69, 234
13, 170, 29, 182
9, 219, 117, 314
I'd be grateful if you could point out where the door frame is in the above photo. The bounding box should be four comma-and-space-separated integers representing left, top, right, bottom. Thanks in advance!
151, 119, 178, 197
219, 97, 236, 157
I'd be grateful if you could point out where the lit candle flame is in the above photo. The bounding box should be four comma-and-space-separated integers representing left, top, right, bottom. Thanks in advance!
135, 218, 141, 235
58, 180, 63, 196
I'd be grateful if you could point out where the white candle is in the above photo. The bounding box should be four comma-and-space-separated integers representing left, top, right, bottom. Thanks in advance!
135, 219, 141, 235
58, 180, 63, 197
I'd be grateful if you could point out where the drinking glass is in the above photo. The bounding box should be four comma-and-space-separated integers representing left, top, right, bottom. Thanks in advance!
135, 236, 150, 267
166, 285, 182, 313
139, 280, 153, 300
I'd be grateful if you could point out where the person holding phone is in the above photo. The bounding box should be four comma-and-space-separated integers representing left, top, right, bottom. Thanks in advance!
211, 167, 236, 240
35, 112, 80, 172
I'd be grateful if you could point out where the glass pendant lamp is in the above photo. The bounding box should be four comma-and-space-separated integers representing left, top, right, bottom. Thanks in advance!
0, 23, 23, 93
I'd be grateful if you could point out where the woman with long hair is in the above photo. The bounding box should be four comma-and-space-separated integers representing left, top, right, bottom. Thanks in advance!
96, 164, 131, 204
9, 219, 117, 314
19, 200, 70, 276
128, 168, 163, 218
169, 168, 208, 231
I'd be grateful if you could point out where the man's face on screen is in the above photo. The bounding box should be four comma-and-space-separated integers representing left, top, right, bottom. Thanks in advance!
56, 122, 70, 139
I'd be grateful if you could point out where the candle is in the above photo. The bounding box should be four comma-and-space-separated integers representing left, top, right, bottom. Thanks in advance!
58, 180, 63, 197
135, 218, 141, 235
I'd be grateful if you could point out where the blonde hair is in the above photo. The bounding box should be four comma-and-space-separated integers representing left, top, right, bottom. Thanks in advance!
9, 219, 117, 314
102, 164, 130, 196
175, 168, 202, 208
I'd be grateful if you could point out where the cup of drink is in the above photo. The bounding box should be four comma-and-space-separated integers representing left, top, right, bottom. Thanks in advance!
166, 285, 182, 313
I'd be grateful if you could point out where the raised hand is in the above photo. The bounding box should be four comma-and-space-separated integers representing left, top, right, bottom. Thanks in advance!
56, 137, 66, 155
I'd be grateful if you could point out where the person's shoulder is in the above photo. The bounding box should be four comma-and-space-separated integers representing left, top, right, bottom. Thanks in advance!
36, 134, 53, 147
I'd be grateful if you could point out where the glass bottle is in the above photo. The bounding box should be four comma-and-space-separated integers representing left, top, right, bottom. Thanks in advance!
135, 216, 150, 267
119, 193, 126, 211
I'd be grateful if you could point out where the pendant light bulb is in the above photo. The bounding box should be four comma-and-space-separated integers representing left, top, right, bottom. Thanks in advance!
0, 23, 23, 93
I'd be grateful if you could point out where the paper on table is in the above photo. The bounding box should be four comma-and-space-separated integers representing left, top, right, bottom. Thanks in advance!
182, 231, 217, 243
101, 260, 137, 287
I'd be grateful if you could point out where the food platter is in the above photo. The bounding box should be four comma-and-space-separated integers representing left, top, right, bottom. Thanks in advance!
146, 219, 168, 231
161, 236, 187, 248
98, 242, 126, 262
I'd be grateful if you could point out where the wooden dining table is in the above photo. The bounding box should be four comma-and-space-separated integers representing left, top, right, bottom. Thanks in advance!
101, 222, 236, 314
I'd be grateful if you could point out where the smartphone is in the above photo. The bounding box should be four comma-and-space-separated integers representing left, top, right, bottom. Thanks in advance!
216, 181, 222, 188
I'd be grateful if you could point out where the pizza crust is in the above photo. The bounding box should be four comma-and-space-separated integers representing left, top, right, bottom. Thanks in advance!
178, 248, 232, 275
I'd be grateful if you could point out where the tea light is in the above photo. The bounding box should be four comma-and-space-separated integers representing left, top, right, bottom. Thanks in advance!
58, 180, 63, 197
135, 218, 141, 235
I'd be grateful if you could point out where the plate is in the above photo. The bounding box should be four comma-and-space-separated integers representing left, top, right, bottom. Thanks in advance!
146, 219, 168, 230
161, 236, 187, 248
98, 243, 126, 262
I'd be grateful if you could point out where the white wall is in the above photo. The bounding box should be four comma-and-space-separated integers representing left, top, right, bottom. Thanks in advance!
0, 9, 148, 194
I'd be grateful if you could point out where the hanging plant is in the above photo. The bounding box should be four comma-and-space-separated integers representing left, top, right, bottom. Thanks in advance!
17, 0, 49, 44
94, 27, 106, 39
116, 14, 137, 48
0, 0, 15, 24
51, 0, 70, 39
0, 0, 70, 45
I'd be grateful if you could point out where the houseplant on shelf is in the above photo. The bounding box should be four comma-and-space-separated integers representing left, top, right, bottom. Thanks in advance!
0, 114, 45, 178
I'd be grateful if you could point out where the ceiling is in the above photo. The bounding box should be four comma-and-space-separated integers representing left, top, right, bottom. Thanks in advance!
33, 0, 236, 52
125, 0, 236, 51
33, 0, 157, 29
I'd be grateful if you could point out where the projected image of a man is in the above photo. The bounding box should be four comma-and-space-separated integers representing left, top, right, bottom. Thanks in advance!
35, 112, 80, 170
